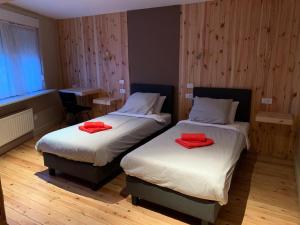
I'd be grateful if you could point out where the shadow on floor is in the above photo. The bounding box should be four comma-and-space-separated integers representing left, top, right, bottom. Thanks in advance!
215, 151, 257, 225
35, 169, 124, 204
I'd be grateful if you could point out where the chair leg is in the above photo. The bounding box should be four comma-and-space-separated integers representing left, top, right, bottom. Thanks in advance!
80, 111, 91, 121
66, 113, 77, 125
86, 111, 91, 120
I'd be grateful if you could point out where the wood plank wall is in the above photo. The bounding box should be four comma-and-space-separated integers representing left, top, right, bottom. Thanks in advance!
58, 12, 129, 103
179, 0, 300, 159
58, 1, 300, 159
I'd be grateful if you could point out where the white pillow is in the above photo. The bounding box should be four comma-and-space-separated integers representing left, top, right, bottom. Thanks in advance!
118, 92, 159, 115
228, 101, 239, 124
189, 97, 233, 124
150, 96, 166, 114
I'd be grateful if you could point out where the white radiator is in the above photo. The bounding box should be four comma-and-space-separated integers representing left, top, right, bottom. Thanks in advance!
0, 109, 34, 147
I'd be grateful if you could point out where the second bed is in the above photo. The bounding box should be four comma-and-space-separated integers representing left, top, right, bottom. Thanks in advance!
121, 87, 252, 225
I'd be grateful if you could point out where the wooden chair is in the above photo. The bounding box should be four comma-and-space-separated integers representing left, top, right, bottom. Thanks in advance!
0, 178, 7, 225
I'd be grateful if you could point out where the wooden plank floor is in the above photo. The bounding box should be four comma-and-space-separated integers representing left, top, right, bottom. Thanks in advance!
0, 137, 299, 225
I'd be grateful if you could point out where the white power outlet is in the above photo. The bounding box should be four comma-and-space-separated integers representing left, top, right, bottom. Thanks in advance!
119, 80, 125, 85
261, 98, 272, 105
187, 83, 194, 89
120, 89, 126, 94
185, 93, 193, 99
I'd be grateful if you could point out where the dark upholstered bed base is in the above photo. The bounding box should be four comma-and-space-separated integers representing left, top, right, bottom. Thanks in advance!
126, 176, 220, 225
43, 125, 172, 190
44, 151, 125, 190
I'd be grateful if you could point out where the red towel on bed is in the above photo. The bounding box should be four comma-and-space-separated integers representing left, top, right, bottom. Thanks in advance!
79, 125, 112, 134
79, 124, 112, 134
175, 138, 214, 149
83, 121, 105, 128
181, 133, 206, 142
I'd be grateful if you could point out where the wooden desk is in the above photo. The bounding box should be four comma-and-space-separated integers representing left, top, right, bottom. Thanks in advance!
255, 111, 296, 158
93, 97, 120, 106
255, 111, 294, 126
93, 97, 121, 114
0, 178, 7, 225
59, 87, 101, 96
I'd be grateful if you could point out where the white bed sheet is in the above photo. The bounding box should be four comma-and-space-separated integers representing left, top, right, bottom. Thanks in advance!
121, 120, 249, 205
36, 113, 171, 166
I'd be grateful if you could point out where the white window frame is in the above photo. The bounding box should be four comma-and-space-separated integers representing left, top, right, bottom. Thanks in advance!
0, 8, 47, 103
0, 8, 39, 28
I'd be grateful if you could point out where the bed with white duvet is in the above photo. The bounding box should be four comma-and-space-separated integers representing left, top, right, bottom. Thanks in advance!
121, 120, 249, 205
35, 83, 174, 190
121, 86, 252, 224
36, 112, 171, 166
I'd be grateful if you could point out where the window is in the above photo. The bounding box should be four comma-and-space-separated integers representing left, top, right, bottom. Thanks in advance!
0, 21, 44, 100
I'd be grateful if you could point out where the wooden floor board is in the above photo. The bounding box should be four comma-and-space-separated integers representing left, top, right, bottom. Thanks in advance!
0, 138, 299, 225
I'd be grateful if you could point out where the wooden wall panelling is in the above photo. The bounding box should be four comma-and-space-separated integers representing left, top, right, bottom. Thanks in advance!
58, 12, 129, 115
179, 0, 300, 159
82, 16, 99, 88
95, 13, 130, 100
58, 20, 68, 87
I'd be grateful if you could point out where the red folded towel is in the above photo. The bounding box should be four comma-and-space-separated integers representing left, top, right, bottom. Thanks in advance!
175, 138, 214, 149
79, 124, 112, 134
83, 121, 105, 128
181, 133, 206, 142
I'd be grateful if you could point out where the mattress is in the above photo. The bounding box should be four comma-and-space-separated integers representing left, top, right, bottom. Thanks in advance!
36, 113, 171, 166
121, 120, 249, 205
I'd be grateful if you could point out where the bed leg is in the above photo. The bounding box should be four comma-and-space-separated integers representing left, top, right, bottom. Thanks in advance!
48, 168, 56, 176
131, 196, 139, 205
201, 220, 210, 225
90, 183, 100, 191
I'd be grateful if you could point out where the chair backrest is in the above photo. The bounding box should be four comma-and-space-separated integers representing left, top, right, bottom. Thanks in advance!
59, 92, 77, 109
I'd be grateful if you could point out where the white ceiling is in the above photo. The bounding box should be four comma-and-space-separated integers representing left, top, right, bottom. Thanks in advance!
9, 0, 209, 19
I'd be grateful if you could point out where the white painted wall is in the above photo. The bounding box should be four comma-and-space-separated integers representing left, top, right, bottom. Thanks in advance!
10, 0, 212, 19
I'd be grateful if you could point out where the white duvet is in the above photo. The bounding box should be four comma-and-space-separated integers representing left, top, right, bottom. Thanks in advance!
121, 120, 249, 205
36, 113, 171, 166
